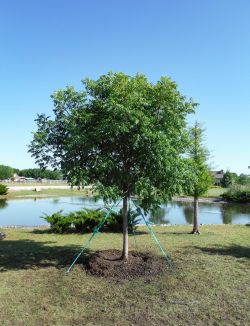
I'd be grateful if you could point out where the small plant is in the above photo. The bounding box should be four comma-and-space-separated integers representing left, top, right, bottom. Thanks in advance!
0, 184, 8, 196
42, 210, 72, 233
107, 209, 141, 233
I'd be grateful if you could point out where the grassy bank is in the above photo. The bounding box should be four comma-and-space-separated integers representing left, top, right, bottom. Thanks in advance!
203, 187, 227, 198
0, 188, 89, 200
0, 225, 249, 325
0, 186, 227, 201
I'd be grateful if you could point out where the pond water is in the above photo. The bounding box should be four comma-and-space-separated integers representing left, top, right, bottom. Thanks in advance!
0, 196, 250, 227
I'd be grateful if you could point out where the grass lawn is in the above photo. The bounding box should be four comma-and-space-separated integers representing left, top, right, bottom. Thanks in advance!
203, 187, 228, 198
0, 225, 249, 325
0, 188, 89, 200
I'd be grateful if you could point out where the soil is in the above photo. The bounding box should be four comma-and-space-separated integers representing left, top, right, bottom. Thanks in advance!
83, 249, 168, 279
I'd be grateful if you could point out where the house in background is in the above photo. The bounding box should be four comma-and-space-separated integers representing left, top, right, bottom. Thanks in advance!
12, 174, 35, 183
211, 170, 224, 186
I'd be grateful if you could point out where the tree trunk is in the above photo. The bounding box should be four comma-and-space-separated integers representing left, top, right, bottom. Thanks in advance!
191, 196, 200, 234
122, 195, 129, 261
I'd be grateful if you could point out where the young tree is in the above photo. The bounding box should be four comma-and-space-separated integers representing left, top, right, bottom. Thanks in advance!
29, 72, 196, 259
186, 122, 213, 234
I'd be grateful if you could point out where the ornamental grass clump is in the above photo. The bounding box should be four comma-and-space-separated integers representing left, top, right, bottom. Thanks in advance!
42, 210, 72, 233
70, 209, 105, 233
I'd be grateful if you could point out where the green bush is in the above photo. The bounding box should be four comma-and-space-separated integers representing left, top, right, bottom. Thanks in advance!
42, 208, 141, 234
70, 209, 105, 232
0, 184, 8, 195
221, 188, 250, 203
42, 210, 72, 233
107, 209, 141, 232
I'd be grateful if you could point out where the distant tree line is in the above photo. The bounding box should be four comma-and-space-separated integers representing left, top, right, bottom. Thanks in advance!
0, 165, 62, 180
18, 168, 62, 180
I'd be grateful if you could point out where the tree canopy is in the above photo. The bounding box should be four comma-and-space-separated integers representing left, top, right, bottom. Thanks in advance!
29, 72, 196, 211
221, 171, 238, 188
186, 122, 212, 234
186, 122, 212, 198
0, 165, 14, 180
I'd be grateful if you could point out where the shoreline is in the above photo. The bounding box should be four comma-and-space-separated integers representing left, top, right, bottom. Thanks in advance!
173, 196, 225, 203
1, 223, 248, 230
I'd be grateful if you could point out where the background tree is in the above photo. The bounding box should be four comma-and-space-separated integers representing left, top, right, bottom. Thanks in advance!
237, 173, 250, 186
186, 122, 213, 234
221, 171, 238, 188
0, 165, 14, 180
29, 72, 196, 259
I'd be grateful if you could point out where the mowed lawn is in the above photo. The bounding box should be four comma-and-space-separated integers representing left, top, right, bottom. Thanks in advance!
0, 225, 249, 326
0, 188, 89, 200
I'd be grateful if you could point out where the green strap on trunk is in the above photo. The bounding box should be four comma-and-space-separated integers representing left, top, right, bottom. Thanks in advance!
131, 200, 174, 269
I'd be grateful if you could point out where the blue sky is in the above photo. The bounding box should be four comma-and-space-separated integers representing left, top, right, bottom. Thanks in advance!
0, 0, 249, 174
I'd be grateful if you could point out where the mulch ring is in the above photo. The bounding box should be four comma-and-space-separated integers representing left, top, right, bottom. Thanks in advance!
83, 249, 169, 279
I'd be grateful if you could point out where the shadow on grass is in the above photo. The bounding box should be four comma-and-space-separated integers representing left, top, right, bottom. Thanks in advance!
156, 231, 192, 235
0, 239, 86, 271
194, 245, 250, 259
32, 228, 76, 235
31, 228, 148, 236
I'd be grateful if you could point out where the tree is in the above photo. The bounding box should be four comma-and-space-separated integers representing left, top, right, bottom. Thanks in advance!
238, 173, 250, 186
29, 72, 196, 260
221, 171, 238, 188
0, 165, 14, 180
186, 122, 213, 234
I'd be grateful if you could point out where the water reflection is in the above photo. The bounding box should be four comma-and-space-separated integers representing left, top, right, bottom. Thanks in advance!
220, 203, 250, 224
149, 207, 170, 224
0, 197, 250, 227
148, 201, 250, 225
0, 199, 8, 210
182, 205, 194, 224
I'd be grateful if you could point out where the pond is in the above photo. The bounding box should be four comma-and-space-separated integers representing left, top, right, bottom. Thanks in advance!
0, 196, 250, 227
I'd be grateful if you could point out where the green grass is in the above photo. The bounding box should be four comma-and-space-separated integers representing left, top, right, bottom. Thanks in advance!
203, 187, 228, 198
0, 225, 249, 325
0, 188, 90, 200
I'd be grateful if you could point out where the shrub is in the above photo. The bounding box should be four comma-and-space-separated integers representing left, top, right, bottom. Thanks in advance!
70, 209, 105, 233
221, 187, 250, 203
0, 184, 8, 196
42, 208, 141, 234
42, 210, 72, 233
107, 209, 141, 232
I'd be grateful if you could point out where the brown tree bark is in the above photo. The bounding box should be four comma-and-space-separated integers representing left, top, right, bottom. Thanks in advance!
191, 196, 200, 234
122, 195, 129, 260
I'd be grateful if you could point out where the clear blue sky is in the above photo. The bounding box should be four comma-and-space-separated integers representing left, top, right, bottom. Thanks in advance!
0, 0, 249, 174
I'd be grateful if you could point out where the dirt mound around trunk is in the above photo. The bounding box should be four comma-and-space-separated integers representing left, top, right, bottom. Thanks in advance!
84, 249, 167, 279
